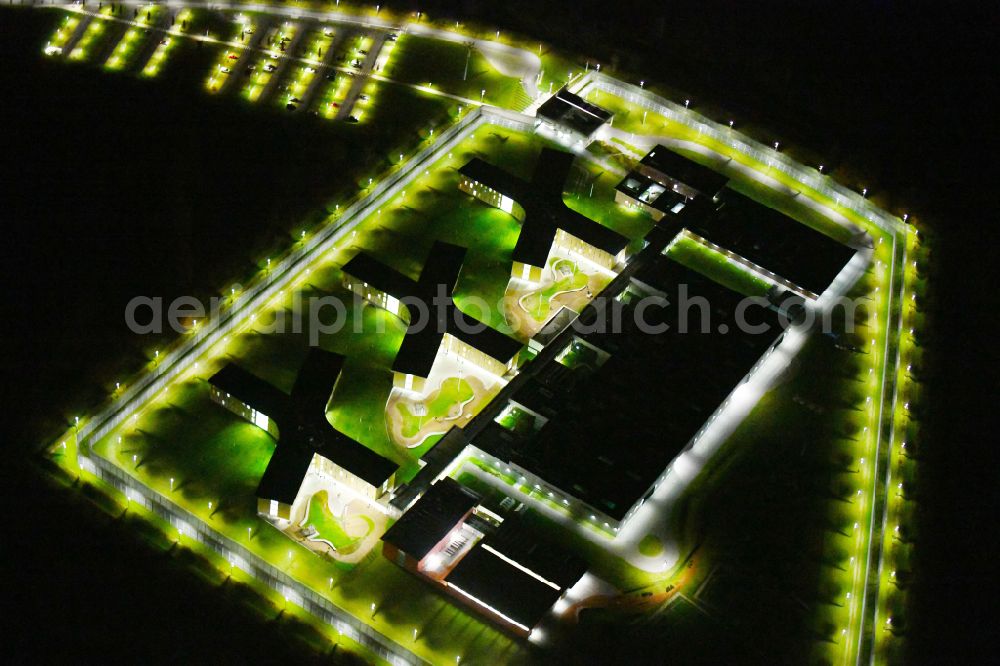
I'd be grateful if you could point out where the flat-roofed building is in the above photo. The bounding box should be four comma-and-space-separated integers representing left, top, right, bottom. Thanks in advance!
208, 364, 286, 440
615, 145, 729, 221
206, 348, 398, 522
342, 241, 523, 394
686, 189, 861, 298
470, 255, 789, 534
459, 148, 629, 283
382, 480, 585, 637
535, 86, 613, 142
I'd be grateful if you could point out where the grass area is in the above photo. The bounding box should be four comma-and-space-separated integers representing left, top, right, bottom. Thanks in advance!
563, 156, 655, 242
88, 380, 526, 664
638, 534, 664, 557
141, 11, 193, 78
584, 89, 876, 245
91, 380, 274, 520
557, 339, 599, 371
666, 235, 772, 297
538, 47, 579, 95
496, 406, 535, 436
520, 258, 590, 322
43, 12, 81, 53
383, 34, 531, 110
301, 490, 371, 550
396, 377, 473, 438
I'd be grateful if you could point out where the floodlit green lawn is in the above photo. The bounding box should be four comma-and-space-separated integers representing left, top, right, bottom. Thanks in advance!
558, 339, 599, 371
327, 358, 401, 467
91, 380, 526, 664
92, 379, 274, 521
354, 78, 456, 128
563, 159, 655, 242
396, 377, 474, 438
45, 13, 81, 52
103, 24, 149, 71
638, 534, 664, 557
538, 48, 580, 94
585, 89, 877, 244
666, 236, 772, 297
383, 34, 531, 109
302, 490, 371, 550
496, 406, 535, 436
595, 90, 674, 135
68, 16, 109, 62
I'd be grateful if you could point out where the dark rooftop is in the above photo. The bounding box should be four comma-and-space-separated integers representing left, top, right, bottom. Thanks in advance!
536, 86, 613, 137
209, 350, 398, 503
208, 364, 290, 424
445, 544, 560, 631
641, 145, 729, 199
616, 172, 687, 214
688, 189, 857, 296
340, 251, 417, 301
255, 444, 314, 506
448, 309, 525, 366
483, 513, 587, 589
342, 241, 522, 379
459, 148, 629, 269
478, 259, 786, 521
308, 425, 398, 488
382, 478, 481, 560
289, 347, 346, 422
416, 241, 467, 297
390, 428, 470, 512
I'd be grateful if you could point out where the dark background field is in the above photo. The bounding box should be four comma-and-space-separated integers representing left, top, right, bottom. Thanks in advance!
1, 1, 994, 663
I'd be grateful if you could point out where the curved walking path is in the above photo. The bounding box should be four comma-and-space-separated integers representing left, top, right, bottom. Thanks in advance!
386, 375, 495, 449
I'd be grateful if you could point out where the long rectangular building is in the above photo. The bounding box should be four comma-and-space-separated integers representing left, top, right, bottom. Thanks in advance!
471, 253, 787, 532
382, 480, 585, 637
207, 348, 398, 522
688, 190, 859, 297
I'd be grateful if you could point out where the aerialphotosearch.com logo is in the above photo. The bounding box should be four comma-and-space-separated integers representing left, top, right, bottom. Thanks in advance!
125, 284, 868, 346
